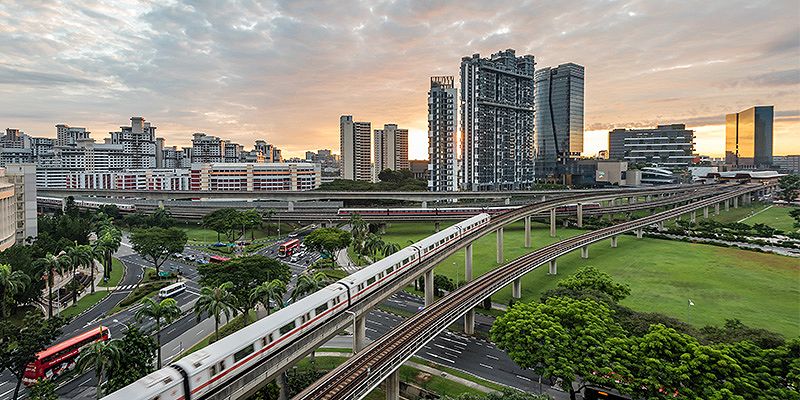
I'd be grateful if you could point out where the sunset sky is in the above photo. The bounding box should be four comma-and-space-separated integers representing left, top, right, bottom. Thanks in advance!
1, 0, 798, 160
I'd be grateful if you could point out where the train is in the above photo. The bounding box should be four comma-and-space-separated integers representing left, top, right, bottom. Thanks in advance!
37, 196, 136, 212
337, 202, 601, 217
102, 213, 492, 400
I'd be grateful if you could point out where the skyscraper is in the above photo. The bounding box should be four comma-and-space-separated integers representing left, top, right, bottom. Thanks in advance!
608, 124, 695, 167
533, 63, 585, 181
725, 106, 774, 168
461, 49, 536, 191
109, 116, 158, 169
339, 115, 371, 181
373, 124, 409, 173
428, 76, 458, 192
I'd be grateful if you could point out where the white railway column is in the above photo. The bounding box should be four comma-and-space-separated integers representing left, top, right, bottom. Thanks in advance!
512, 278, 521, 299
496, 227, 504, 264
434, 221, 440, 232
277, 372, 289, 400
690, 211, 696, 224
733, 196, 738, 208
385, 370, 400, 400
611, 235, 618, 248
505, 198, 511, 205
657, 221, 665, 231
287, 201, 294, 212
524, 216, 532, 248
581, 245, 589, 259
464, 243, 475, 335
421, 200, 428, 209
158, 199, 164, 209
353, 315, 366, 353
548, 259, 557, 275
636, 228, 643, 239
550, 208, 556, 237
703, 206, 709, 219
424, 269, 434, 307
577, 203, 584, 228
724, 199, 729, 212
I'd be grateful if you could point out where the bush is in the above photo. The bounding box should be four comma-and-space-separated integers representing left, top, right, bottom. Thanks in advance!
118, 282, 170, 308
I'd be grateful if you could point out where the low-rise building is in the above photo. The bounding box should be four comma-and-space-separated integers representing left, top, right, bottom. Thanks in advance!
190, 163, 320, 191
773, 155, 800, 173
609, 124, 695, 167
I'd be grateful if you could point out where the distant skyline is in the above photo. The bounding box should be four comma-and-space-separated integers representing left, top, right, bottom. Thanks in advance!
0, 1, 798, 160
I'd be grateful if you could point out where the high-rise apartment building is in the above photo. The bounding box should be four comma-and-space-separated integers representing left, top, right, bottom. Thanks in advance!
109, 117, 157, 169
190, 132, 225, 163
533, 63, 585, 180
725, 106, 774, 168
461, 49, 536, 191
428, 76, 458, 192
55, 124, 90, 147
608, 124, 695, 167
373, 124, 409, 173
339, 115, 372, 181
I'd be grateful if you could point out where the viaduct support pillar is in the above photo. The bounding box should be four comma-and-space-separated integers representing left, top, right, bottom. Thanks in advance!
690, 211, 696, 224
277, 372, 289, 400
704, 206, 709, 219
464, 243, 474, 335
464, 309, 475, 335
505, 198, 511, 205
548, 259, 557, 275
434, 221, 440, 232
577, 203, 583, 228
725, 200, 729, 212
287, 201, 294, 212
512, 278, 521, 299
636, 228, 643, 239
524, 216, 531, 248
424, 269, 434, 307
158, 200, 164, 209
496, 227, 504, 264
550, 208, 556, 237
353, 315, 366, 354
611, 235, 618, 248
733, 196, 738, 208
581, 245, 589, 259
658, 221, 665, 231
385, 370, 400, 400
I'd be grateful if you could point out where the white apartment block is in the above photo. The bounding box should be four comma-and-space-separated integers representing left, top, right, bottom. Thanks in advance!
427, 76, 459, 192
340, 115, 372, 181
109, 117, 157, 169
189, 163, 321, 191
373, 124, 409, 174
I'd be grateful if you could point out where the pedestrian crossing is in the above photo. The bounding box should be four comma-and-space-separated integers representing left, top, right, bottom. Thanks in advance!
342, 264, 361, 273
116, 284, 136, 291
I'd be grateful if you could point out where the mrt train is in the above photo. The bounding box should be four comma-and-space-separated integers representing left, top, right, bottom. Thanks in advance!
37, 196, 136, 212
337, 202, 601, 217
102, 213, 492, 400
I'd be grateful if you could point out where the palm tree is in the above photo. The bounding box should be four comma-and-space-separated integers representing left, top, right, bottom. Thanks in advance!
291, 272, 331, 303
135, 297, 181, 368
66, 243, 94, 303
34, 254, 66, 318
363, 234, 385, 258
263, 209, 276, 235
0, 263, 29, 318
250, 279, 286, 317
94, 225, 122, 285
76, 337, 121, 400
382, 242, 401, 257
349, 213, 368, 252
194, 282, 237, 341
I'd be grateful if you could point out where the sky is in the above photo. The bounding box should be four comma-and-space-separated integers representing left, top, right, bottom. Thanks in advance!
0, 0, 798, 160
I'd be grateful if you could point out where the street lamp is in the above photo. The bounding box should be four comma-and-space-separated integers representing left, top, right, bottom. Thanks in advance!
113, 318, 131, 332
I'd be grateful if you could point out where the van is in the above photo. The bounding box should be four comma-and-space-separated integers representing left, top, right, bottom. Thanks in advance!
159, 282, 187, 298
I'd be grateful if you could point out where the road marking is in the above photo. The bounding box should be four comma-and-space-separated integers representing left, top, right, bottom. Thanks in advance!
486, 354, 499, 360
439, 335, 467, 347
80, 377, 92, 385
373, 322, 383, 326
479, 363, 494, 369
365, 327, 378, 333
196, 331, 205, 336
516, 375, 532, 382
425, 352, 455, 363
0, 389, 13, 398
434, 344, 461, 354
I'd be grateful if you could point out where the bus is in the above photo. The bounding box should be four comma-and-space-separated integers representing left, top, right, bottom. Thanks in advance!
584, 387, 632, 400
23, 326, 111, 385
278, 239, 301, 257
159, 282, 187, 298
209, 255, 231, 264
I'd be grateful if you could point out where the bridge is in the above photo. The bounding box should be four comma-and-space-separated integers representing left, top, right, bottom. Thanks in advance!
295, 183, 772, 400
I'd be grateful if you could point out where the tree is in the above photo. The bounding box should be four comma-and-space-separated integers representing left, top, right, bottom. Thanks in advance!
0, 263, 30, 318
65, 243, 94, 300
699, 318, 785, 349
135, 297, 181, 368
262, 209, 277, 235
104, 325, 157, 393
778, 174, 800, 202
194, 282, 237, 341
304, 228, 352, 259
198, 255, 290, 317
241, 209, 262, 240
291, 272, 331, 302
348, 214, 368, 253
202, 209, 243, 242
790, 208, 800, 229
0, 313, 63, 400
34, 254, 67, 318
382, 242, 401, 257
442, 389, 550, 400
362, 234, 385, 258
0, 245, 40, 309
129, 227, 188, 275
490, 297, 623, 400
94, 223, 122, 284
548, 265, 631, 302
149, 208, 176, 228
433, 274, 455, 296
27, 379, 57, 400
250, 279, 287, 316
76, 338, 122, 400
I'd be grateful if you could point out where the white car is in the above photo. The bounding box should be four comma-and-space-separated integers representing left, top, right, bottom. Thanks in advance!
290, 255, 299, 262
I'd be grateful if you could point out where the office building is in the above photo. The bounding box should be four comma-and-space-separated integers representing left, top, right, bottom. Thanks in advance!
534, 63, 584, 180
461, 49, 536, 190
340, 115, 372, 181
108, 117, 158, 169
428, 76, 458, 192
773, 155, 800, 173
373, 124, 409, 173
725, 106, 774, 168
608, 124, 695, 167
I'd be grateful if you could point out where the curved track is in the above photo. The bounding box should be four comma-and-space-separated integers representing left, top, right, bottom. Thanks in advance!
295, 183, 763, 400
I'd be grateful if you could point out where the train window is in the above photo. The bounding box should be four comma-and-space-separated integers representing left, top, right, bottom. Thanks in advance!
403, 257, 410, 264
385, 268, 393, 275
219, 361, 226, 371
315, 303, 328, 315
210, 365, 217, 376
366, 276, 376, 285
234, 344, 255, 362
279, 321, 296, 335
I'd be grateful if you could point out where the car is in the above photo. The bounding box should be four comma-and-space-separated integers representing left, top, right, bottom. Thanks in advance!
186, 255, 196, 261
196, 259, 209, 265
288, 233, 298, 238
173, 253, 183, 259
212, 242, 226, 247
290, 255, 299, 262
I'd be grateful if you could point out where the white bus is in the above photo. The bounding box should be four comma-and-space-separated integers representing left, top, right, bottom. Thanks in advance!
159, 282, 187, 298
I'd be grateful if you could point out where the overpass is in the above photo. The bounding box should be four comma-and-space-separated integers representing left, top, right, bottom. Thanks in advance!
294, 183, 773, 400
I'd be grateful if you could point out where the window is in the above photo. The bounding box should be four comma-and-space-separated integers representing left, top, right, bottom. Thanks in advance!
234, 344, 254, 362
366, 277, 376, 285
210, 365, 217, 376
315, 303, 328, 315
279, 322, 296, 335
219, 361, 226, 371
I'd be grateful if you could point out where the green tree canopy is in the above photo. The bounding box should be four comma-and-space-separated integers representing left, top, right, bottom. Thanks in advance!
202, 209, 244, 242
304, 228, 352, 258
0, 313, 63, 400
135, 297, 181, 368
104, 325, 157, 394
129, 227, 188, 274
198, 255, 290, 312
549, 265, 631, 302
778, 174, 799, 202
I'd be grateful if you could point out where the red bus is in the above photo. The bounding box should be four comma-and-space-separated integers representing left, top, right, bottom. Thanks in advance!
278, 239, 301, 257
23, 326, 110, 385
209, 255, 231, 264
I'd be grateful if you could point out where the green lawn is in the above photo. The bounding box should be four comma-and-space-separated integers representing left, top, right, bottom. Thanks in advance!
381, 221, 800, 337
99, 258, 125, 288
177, 222, 294, 244
60, 291, 109, 319
739, 205, 797, 232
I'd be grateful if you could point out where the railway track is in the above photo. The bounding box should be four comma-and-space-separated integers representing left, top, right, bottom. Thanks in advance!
295, 183, 761, 400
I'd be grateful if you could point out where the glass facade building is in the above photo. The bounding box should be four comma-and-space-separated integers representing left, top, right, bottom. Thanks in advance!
725, 106, 773, 168
427, 76, 459, 192
533, 63, 584, 181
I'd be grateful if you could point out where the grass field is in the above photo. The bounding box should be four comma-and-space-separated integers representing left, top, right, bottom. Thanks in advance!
176, 222, 293, 243
380, 221, 800, 337
61, 291, 109, 319
98, 258, 125, 288
738, 205, 797, 232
